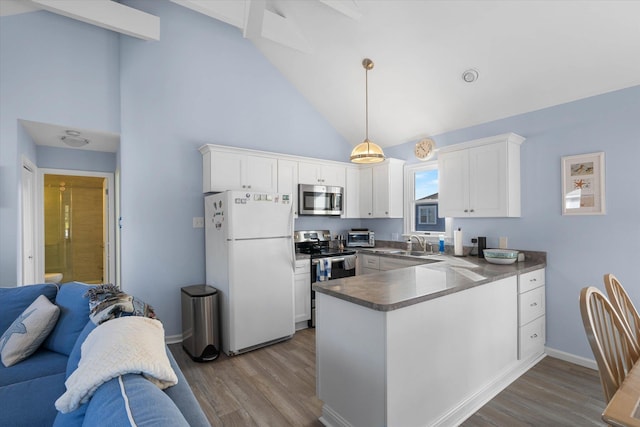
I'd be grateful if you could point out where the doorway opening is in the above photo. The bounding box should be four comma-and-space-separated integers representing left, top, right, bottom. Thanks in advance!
39, 169, 115, 285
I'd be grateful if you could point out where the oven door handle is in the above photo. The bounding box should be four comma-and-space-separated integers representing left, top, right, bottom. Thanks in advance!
312, 257, 346, 265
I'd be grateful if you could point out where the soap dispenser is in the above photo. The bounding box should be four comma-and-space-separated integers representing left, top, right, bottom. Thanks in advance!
439, 235, 445, 254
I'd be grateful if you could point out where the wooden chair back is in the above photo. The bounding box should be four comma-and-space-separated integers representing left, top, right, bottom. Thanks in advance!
604, 273, 640, 348
580, 286, 640, 403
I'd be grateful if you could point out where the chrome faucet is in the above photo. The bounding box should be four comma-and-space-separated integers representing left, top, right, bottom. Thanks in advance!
409, 235, 427, 252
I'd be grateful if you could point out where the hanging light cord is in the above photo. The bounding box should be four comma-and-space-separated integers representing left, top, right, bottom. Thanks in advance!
365, 64, 369, 143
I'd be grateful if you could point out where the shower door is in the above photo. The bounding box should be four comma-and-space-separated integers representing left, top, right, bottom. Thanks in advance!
42, 171, 115, 285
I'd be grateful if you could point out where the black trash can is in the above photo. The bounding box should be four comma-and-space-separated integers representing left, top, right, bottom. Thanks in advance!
181, 284, 220, 362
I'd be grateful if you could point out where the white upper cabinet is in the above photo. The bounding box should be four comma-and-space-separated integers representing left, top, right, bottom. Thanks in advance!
344, 166, 361, 218
200, 145, 277, 193
359, 159, 404, 218
359, 167, 373, 217
438, 133, 525, 218
199, 145, 402, 220
298, 161, 346, 188
372, 159, 404, 218
277, 159, 299, 217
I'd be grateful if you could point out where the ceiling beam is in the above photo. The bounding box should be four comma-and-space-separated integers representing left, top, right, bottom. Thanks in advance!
261, 8, 310, 53
243, 0, 265, 40
319, 0, 362, 21
29, 0, 160, 41
172, 0, 310, 53
170, 0, 244, 28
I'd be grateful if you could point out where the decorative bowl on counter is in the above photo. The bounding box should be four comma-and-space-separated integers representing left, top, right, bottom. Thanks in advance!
483, 249, 519, 265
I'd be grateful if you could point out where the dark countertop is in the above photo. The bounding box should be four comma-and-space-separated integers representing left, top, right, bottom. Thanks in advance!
313, 252, 546, 312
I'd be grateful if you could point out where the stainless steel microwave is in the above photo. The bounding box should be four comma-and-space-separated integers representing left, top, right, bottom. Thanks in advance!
298, 184, 343, 216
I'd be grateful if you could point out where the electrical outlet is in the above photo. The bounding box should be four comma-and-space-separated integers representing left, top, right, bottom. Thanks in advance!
193, 217, 204, 228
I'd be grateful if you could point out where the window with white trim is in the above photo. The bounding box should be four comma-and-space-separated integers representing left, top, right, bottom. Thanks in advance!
403, 162, 448, 236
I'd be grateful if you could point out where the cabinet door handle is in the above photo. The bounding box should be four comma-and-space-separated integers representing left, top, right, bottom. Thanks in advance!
470, 209, 475, 212
247, 185, 252, 189
530, 302, 538, 307
530, 333, 538, 339
464, 209, 468, 213
530, 278, 537, 282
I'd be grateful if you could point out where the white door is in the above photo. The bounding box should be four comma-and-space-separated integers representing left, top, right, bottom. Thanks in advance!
359, 167, 373, 217
246, 155, 278, 192
276, 159, 299, 217
438, 149, 470, 217
22, 160, 36, 285
469, 142, 507, 216
102, 179, 110, 284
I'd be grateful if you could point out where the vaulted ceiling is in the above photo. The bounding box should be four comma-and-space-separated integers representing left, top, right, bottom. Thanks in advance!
4, 0, 640, 150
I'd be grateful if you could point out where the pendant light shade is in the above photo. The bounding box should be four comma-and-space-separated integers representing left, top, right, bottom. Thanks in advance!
350, 139, 385, 163
350, 58, 385, 164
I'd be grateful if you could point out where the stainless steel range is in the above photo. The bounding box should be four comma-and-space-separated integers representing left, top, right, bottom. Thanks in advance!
294, 230, 357, 327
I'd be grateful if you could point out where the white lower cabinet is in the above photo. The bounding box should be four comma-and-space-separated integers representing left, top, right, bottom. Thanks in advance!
294, 259, 311, 328
518, 268, 546, 359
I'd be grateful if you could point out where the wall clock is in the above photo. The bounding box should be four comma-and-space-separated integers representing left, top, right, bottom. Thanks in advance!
414, 138, 435, 161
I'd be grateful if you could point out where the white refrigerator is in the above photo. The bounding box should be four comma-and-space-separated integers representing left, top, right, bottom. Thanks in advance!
205, 191, 295, 356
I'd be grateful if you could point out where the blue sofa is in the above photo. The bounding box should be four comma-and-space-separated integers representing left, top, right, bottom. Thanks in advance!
0, 282, 211, 427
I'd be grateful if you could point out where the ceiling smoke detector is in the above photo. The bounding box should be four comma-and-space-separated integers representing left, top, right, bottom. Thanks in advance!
462, 69, 479, 83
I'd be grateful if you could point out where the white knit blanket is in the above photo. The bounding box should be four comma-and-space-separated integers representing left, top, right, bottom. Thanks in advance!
55, 316, 178, 414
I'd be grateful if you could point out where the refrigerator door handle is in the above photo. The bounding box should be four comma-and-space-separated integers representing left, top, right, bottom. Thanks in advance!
288, 199, 296, 272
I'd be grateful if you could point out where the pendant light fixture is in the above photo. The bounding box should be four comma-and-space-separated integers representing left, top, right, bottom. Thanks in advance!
350, 58, 385, 163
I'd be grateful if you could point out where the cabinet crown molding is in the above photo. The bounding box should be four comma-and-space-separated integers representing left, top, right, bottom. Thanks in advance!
199, 143, 403, 169
438, 133, 525, 155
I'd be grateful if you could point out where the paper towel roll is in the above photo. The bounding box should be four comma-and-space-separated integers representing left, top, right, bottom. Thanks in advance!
454, 228, 463, 256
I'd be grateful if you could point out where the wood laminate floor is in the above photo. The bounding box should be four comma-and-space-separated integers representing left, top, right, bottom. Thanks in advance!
169, 329, 607, 426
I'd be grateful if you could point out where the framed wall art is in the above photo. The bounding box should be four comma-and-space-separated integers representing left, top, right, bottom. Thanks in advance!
561, 151, 606, 215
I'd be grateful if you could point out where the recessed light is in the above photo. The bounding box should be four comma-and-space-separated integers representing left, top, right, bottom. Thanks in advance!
462, 69, 479, 83
65, 130, 81, 137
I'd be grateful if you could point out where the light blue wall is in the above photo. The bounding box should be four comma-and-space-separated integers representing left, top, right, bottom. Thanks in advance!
0, 11, 120, 286
119, 0, 353, 336
385, 86, 640, 360
37, 146, 117, 172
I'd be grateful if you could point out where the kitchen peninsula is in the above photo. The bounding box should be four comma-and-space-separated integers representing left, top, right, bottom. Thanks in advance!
313, 253, 546, 427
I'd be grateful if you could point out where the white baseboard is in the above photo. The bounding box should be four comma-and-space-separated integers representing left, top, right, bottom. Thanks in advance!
433, 353, 545, 427
545, 346, 597, 370
295, 321, 309, 331
319, 405, 354, 427
165, 334, 183, 345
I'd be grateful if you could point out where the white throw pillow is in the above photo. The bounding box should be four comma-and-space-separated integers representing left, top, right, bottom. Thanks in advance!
0, 294, 61, 367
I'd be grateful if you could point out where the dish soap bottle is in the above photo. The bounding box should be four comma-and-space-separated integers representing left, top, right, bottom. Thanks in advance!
439, 235, 445, 254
